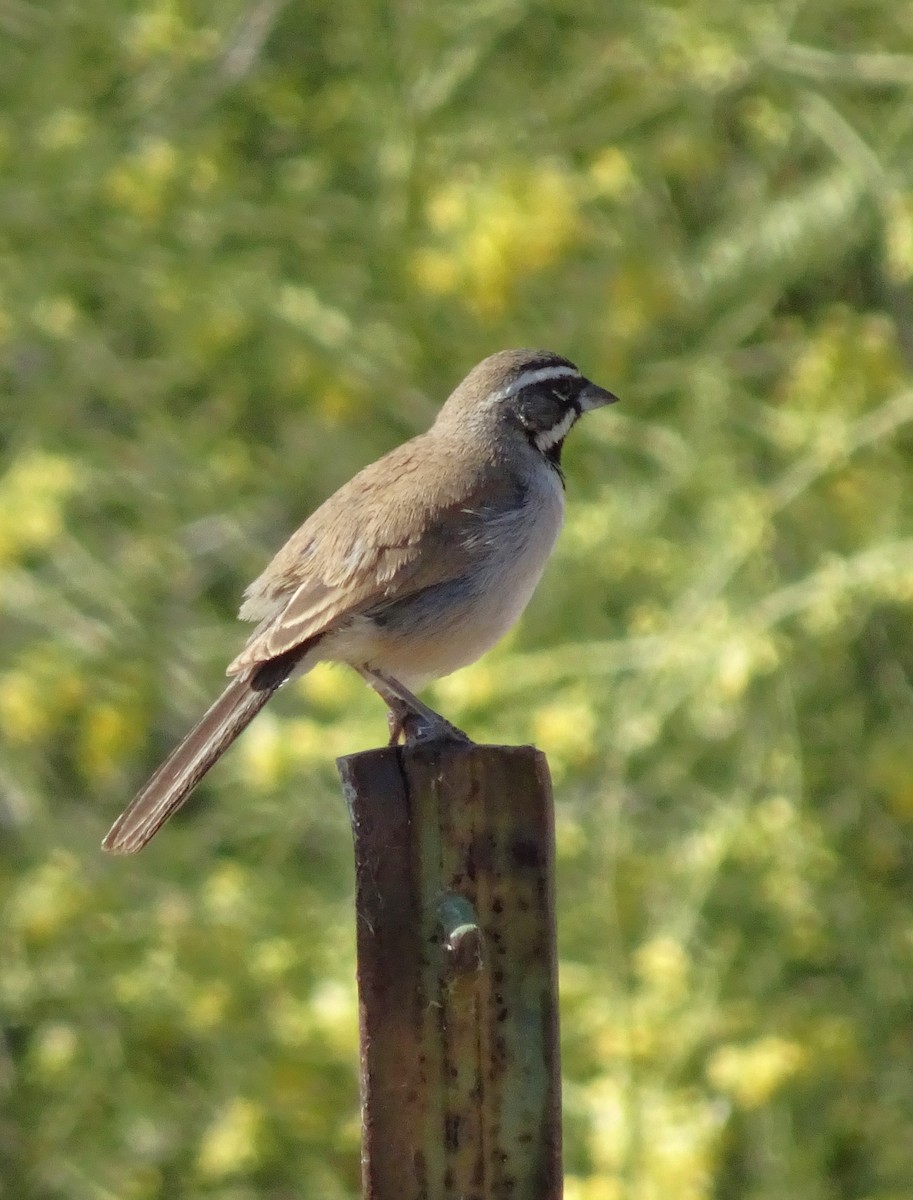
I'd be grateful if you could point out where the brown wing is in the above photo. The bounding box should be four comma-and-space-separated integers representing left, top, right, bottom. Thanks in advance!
227, 434, 521, 675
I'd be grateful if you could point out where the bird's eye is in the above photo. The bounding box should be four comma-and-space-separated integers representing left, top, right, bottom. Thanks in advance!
552, 384, 573, 403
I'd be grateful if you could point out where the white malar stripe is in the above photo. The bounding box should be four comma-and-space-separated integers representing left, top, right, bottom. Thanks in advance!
485, 364, 580, 406
534, 407, 578, 453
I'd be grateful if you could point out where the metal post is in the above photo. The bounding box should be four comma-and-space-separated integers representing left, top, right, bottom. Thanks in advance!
337, 741, 561, 1200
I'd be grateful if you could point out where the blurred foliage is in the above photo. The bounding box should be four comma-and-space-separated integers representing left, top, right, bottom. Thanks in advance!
2, 0, 913, 1196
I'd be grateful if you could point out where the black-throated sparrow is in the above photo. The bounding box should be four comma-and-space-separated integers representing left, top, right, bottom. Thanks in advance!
103, 349, 617, 853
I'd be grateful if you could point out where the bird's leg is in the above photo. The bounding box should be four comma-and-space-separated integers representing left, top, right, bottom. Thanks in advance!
358, 668, 471, 745
386, 707, 406, 746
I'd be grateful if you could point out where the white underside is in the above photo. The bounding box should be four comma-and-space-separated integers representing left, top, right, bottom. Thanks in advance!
296, 462, 565, 689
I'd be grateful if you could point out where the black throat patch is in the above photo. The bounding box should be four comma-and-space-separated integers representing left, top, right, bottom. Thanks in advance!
542, 438, 566, 486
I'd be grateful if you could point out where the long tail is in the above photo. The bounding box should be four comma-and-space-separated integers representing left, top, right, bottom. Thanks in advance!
102, 649, 307, 855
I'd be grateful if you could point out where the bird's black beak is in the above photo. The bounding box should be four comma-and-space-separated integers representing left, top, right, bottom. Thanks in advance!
579, 379, 620, 411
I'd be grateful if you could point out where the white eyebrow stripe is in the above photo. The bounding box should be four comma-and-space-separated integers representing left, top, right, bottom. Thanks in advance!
534, 407, 578, 452
485, 364, 580, 405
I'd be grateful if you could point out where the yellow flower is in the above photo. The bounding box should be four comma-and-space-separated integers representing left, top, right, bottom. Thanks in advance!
203, 862, 252, 923
412, 163, 581, 315
250, 937, 297, 982
778, 307, 904, 412
196, 1098, 263, 1179
9, 853, 87, 941
188, 982, 231, 1032
274, 284, 350, 347
78, 702, 141, 783
432, 661, 497, 710
301, 662, 362, 709
565, 1175, 623, 1200
634, 935, 690, 1006
0, 672, 51, 744
30, 1024, 78, 1076
236, 712, 286, 789
0, 451, 82, 564
885, 192, 913, 283
38, 109, 89, 151
587, 1077, 722, 1199
708, 1036, 805, 1109
411, 248, 463, 296
310, 979, 358, 1056
105, 138, 179, 222
588, 147, 636, 199
533, 698, 596, 776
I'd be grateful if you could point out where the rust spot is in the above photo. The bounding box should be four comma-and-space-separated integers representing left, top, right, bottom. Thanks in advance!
445, 1110, 462, 1151
473, 1153, 485, 1187
511, 837, 542, 869
465, 832, 497, 882
413, 1148, 427, 1189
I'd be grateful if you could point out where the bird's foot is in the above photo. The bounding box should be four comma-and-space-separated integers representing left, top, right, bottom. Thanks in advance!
387, 703, 470, 746
402, 711, 471, 745
361, 666, 472, 747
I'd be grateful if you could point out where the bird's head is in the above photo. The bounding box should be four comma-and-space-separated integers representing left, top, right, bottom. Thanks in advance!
436, 348, 618, 471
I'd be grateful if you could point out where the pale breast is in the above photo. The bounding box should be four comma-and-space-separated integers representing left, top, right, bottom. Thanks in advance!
323, 464, 565, 688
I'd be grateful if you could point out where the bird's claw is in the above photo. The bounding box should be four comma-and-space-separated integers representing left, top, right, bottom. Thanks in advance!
387, 707, 471, 746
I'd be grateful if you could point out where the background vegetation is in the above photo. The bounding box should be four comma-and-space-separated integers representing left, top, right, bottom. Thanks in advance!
2, 1, 913, 1196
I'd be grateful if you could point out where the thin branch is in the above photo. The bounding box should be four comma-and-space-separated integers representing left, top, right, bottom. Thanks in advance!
771, 42, 913, 87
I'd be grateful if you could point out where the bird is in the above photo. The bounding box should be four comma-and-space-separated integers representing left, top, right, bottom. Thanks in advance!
102, 349, 618, 853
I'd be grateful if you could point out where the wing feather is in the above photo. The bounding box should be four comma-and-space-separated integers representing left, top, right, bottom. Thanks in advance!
227, 435, 522, 674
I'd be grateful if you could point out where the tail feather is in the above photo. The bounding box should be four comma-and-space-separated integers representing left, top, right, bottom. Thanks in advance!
102, 649, 305, 855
